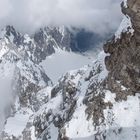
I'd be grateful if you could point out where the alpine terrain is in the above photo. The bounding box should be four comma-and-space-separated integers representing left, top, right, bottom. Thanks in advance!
0, 0, 140, 140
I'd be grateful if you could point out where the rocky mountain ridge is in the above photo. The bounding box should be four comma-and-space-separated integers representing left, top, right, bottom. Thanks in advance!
0, 26, 75, 63
1, 0, 140, 140
104, 0, 140, 100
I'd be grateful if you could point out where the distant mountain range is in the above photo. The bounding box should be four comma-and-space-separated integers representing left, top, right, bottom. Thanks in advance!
1, 0, 140, 140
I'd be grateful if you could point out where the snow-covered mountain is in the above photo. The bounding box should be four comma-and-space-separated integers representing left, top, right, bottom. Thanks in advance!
0, 26, 74, 63
1, 0, 140, 140
0, 24, 94, 139
0, 27, 53, 134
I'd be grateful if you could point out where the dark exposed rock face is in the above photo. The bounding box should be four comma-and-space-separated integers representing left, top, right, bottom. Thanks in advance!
123, 0, 140, 44
104, 0, 140, 101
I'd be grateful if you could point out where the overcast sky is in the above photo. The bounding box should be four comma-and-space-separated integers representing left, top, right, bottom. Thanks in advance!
0, 0, 123, 34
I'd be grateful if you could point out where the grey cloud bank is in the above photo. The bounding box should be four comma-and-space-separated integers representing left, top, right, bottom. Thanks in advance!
0, 0, 123, 34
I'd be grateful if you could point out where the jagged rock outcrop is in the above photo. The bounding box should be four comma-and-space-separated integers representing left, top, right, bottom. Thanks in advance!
1, 0, 140, 140
0, 25, 93, 139
104, 0, 140, 101
29, 52, 108, 140
1, 26, 75, 64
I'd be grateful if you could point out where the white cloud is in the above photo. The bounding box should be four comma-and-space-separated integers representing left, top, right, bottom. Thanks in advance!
0, 0, 123, 34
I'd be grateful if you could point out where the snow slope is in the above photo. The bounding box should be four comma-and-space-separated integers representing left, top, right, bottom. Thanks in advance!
1, 2, 140, 138
41, 49, 94, 83
1, 50, 140, 140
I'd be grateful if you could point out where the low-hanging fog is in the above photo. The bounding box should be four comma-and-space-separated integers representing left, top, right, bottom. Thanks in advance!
0, 0, 123, 35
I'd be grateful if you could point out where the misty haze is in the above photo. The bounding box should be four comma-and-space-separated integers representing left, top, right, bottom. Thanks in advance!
0, 0, 140, 140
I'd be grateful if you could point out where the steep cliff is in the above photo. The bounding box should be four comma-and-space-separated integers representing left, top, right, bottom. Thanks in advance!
104, 0, 140, 101
1, 0, 140, 140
